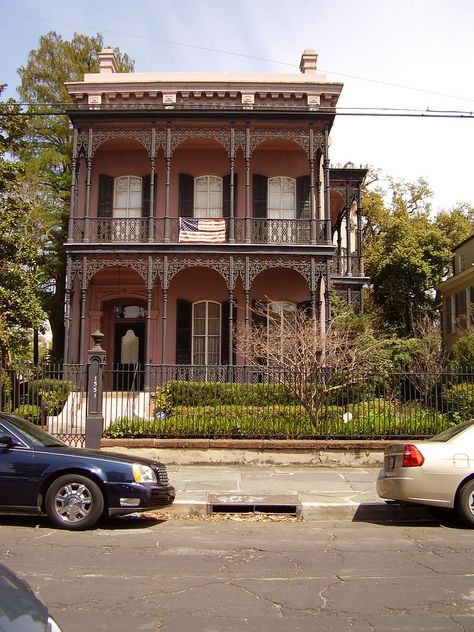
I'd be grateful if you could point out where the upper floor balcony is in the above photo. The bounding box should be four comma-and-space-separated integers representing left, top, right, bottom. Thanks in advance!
69, 216, 330, 247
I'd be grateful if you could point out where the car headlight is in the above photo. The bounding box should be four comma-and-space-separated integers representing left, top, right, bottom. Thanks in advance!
132, 463, 157, 483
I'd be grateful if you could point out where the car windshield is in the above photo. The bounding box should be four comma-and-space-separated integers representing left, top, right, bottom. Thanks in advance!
2, 414, 67, 448
427, 418, 474, 442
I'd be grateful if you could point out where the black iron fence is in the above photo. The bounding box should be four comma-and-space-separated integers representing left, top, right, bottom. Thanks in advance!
2, 363, 474, 441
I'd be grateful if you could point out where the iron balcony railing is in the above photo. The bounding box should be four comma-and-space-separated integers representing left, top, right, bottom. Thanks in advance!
71, 217, 329, 246
329, 253, 365, 276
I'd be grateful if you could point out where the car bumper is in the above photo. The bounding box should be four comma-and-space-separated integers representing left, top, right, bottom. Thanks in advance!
376, 470, 454, 508
106, 482, 176, 516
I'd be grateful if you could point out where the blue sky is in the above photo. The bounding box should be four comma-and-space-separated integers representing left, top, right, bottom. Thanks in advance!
1, 0, 473, 211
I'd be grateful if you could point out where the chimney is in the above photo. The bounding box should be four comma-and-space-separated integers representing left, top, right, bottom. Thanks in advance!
299, 49, 318, 74
98, 48, 119, 74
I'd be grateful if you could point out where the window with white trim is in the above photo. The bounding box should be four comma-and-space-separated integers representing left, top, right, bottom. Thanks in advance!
113, 176, 142, 218
192, 301, 221, 365
194, 176, 223, 218
268, 177, 296, 220
267, 301, 296, 362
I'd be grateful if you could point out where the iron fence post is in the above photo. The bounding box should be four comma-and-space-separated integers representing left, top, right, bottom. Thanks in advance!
85, 331, 106, 449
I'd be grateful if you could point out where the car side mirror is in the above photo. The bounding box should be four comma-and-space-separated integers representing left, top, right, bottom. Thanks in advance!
0, 435, 15, 450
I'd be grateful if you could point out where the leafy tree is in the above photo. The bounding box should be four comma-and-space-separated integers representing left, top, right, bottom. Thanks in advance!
435, 203, 474, 250
363, 175, 452, 336
0, 87, 45, 364
16, 32, 134, 360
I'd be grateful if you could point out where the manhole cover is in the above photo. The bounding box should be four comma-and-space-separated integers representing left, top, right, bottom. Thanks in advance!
207, 493, 302, 517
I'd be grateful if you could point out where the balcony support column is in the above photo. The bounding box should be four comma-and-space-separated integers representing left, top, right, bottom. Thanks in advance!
161, 256, 169, 366
356, 183, 364, 276
83, 127, 93, 243
148, 127, 157, 242
164, 126, 171, 242
345, 184, 352, 276
245, 126, 251, 243
144, 256, 153, 392
228, 126, 235, 243
323, 127, 331, 245
68, 127, 78, 242
63, 256, 73, 364
309, 127, 317, 245
79, 256, 88, 364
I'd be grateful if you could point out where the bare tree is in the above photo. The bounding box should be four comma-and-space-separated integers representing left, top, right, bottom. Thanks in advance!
238, 304, 386, 429
406, 319, 446, 404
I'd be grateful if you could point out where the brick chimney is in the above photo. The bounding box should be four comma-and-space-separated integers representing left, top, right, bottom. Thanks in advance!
98, 48, 119, 74
299, 50, 318, 74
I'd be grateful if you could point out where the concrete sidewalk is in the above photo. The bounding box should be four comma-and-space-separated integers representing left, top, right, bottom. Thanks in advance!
163, 464, 434, 522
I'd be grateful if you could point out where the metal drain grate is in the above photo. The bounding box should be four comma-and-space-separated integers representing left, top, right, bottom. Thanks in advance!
207, 493, 302, 518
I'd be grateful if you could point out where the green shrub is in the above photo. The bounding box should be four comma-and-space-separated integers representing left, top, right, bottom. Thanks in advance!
104, 417, 156, 438
163, 380, 298, 407
442, 382, 474, 419
28, 379, 74, 415
104, 399, 451, 440
13, 404, 42, 425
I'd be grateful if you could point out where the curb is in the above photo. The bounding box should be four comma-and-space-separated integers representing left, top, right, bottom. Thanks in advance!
161, 499, 436, 523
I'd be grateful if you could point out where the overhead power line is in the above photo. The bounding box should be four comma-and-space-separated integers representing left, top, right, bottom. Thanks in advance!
1, 10, 474, 104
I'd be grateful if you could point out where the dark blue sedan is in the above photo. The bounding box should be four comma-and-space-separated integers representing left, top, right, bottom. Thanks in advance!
0, 412, 175, 530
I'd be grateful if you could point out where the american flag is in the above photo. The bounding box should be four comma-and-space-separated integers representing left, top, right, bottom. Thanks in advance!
179, 218, 226, 243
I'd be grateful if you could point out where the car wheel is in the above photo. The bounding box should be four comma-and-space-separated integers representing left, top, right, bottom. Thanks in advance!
45, 474, 105, 530
456, 480, 474, 527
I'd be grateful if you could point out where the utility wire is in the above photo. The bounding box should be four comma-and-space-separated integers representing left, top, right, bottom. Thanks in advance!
1, 9, 474, 104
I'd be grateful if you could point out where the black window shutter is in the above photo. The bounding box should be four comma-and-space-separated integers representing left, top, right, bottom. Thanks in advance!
141, 174, 156, 218
253, 174, 268, 218
297, 300, 313, 318
221, 300, 237, 365
179, 173, 194, 217
251, 299, 267, 329
176, 299, 192, 364
223, 174, 238, 218
297, 175, 311, 219
98, 174, 114, 217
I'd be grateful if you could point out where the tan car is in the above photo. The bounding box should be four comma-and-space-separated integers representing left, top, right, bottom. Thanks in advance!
376, 418, 474, 526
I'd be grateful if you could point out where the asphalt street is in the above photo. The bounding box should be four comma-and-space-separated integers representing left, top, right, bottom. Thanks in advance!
1, 511, 473, 631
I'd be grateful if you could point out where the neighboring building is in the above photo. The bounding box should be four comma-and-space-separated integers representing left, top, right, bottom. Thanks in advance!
438, 235, 474, 349
64, 48, 367, 389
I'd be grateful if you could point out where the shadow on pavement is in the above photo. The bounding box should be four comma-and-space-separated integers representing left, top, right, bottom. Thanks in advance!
0, 513, 167, 531
352, 502, 468, 529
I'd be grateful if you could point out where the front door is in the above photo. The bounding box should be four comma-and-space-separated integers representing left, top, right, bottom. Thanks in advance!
113, 323, 145, 391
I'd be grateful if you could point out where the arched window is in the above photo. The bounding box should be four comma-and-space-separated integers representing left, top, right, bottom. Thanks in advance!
267, 177, 296, 220
194, 176, 223, 218
192, 301, 221, 365
114, 176, 142, 218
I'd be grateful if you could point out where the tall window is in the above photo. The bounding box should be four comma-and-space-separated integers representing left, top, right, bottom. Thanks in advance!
114, 176, 142, 218
267, 301, 296, 362
268, 177, 296, 220
194, 176, 223, 217
192, 301, 221, 365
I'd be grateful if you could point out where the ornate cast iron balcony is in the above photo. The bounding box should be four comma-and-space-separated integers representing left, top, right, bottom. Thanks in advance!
71, 217, 330, 246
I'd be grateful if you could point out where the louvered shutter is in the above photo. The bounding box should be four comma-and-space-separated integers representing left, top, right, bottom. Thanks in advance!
98, 174, 114, 217
179, 174, 194, 217
297, 175, 311, 219
176, 299, 192, 364
253, 174, 268, 218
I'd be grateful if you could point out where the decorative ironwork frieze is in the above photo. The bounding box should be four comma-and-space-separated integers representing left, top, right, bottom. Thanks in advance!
169, 127, 231, 156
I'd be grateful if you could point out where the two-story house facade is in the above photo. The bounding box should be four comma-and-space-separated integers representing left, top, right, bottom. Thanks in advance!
64, 48, 367, 390
438, 234, 474, 349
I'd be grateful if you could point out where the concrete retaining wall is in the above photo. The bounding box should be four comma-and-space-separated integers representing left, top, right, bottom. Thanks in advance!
100, 438, 390, 467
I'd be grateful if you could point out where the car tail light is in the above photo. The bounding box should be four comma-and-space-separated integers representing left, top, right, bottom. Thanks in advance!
402, 444, 425, 467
